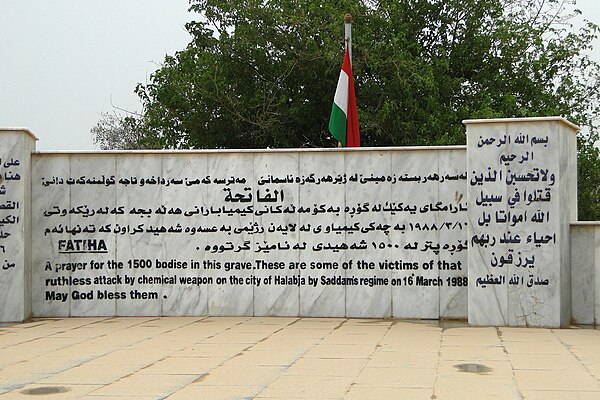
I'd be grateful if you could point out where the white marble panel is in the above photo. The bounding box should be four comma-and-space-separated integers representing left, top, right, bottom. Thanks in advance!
570, 226, 595, 324
27, 137, 584, 322
205, 153, 254, 316
159, 154, 209, 316
345, 151, 392, 318
504, 122, 563, 327
390, 150, 439, 318
115, 155, 165, 316
595, 227, 600, 325
31, 154, 71, 318
438, 149, 468, 319
0, 132, 34, 322
67, 155, 118, 317
298, 152, 347, 317
252, 152, 300, 316
467, 118, 578, 327
467, 122, 510, 326
559, 123, 577, 325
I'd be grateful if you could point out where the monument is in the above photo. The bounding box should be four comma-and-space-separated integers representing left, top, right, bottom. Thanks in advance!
1, 117, 595, 328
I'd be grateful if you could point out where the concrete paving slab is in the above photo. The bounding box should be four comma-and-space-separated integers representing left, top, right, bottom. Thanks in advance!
1, 384, 102, 399
0, 317, 599, 399
167, 384, 264, 400
256, 375, 354, 398
344, 386, 434, 400
366, 351, 439, 369
513, 369, 600, 391
521, 390, 600, 399
284, 358, 367, 377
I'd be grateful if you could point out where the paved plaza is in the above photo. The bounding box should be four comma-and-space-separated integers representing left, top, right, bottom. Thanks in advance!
0, 317, 599, 399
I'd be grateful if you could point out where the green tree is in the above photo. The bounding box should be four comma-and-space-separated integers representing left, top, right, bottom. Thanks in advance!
578, 131, 600, 220
91, 111, 145, 150
93, 0, 600, 218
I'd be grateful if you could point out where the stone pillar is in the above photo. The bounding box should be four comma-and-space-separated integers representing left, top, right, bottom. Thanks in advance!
465, 117, 578, 327
0, 128, 37, 322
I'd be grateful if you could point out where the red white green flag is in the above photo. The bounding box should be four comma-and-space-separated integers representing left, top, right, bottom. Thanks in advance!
328, 45, 360, 147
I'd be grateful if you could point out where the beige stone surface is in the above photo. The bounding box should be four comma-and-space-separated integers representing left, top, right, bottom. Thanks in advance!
366, 351, 439, 369
303, 344, 376, 359
0, 384, 102, 399
89, 373, 198, 397
521, 390, 600, 400
509, 354, 583, 370
193, 365, 285, 387
354, 367, 437, 388
225, 350, 303, 366
434, 376, 521, 399
256, 375, 354, 398
503, 340, 571, 355
284, 358, 367, 376
513, 369, 600, 391
344, 386, 434, 400
167, 384, 264, 400
440, 345, 507, 361
0, 317, 599, 399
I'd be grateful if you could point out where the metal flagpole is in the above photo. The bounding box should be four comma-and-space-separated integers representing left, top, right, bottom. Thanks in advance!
344, 13, 352, 66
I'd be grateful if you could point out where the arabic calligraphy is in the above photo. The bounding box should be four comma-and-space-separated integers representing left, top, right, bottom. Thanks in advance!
471, 131, 555, 289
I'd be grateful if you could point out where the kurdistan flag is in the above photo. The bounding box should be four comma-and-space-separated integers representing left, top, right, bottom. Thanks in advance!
328, 45, 360, 147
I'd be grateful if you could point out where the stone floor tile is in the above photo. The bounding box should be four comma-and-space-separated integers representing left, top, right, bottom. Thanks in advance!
88, 373, 198, 397
508, 354, 582, 370
503, 341, 571, 355
167, 384, 264, 399
224, 350, 303, 366
136, 356, 224, 375
344, 386, 434, 400
366, 351, 438, 369
522, 390, 600, 400
37, 364, 131, 385
303, 344, 376, 359
513, 369, 600, 391
434, 376, 520, 399
257, 375, 354, 398
354, 367, 436, 388
0, 384, 102, 399
440, 345, 507, 361
192, 365, 285, 386
284, 358, 368, 377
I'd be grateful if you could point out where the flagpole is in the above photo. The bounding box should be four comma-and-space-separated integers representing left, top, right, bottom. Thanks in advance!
344, 13, 352, 66
339, 13, 352, 148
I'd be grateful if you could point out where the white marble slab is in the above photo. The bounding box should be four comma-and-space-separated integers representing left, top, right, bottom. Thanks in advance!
506, 121, 571, 327
115, 154, 165, 316
390, 150, 438, 319
0, 131, 35, 322
594, 226, 600, 325
466, 118, 578, 327
467, 122, 510, 326
158, 154, 209, 316
570, 225, 595, 324
204, 153, 255, 316
298, 152, 347, 317
63, 155, 118, 317
438, 149, 468, 319
252, 152, 300, 316
344, 151, 392, 318
31, 155, 72, 317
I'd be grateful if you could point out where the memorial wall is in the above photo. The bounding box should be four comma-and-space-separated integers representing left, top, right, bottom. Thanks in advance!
466, 118, 578, 327
0, 117, 592, 327
31, 148, 468, 318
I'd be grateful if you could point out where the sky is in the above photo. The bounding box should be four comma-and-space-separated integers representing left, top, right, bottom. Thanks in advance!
1, 0, 599, 151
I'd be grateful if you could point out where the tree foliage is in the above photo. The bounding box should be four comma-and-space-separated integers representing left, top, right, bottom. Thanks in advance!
91, 111, 145, 150
92, 0, 600, 218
